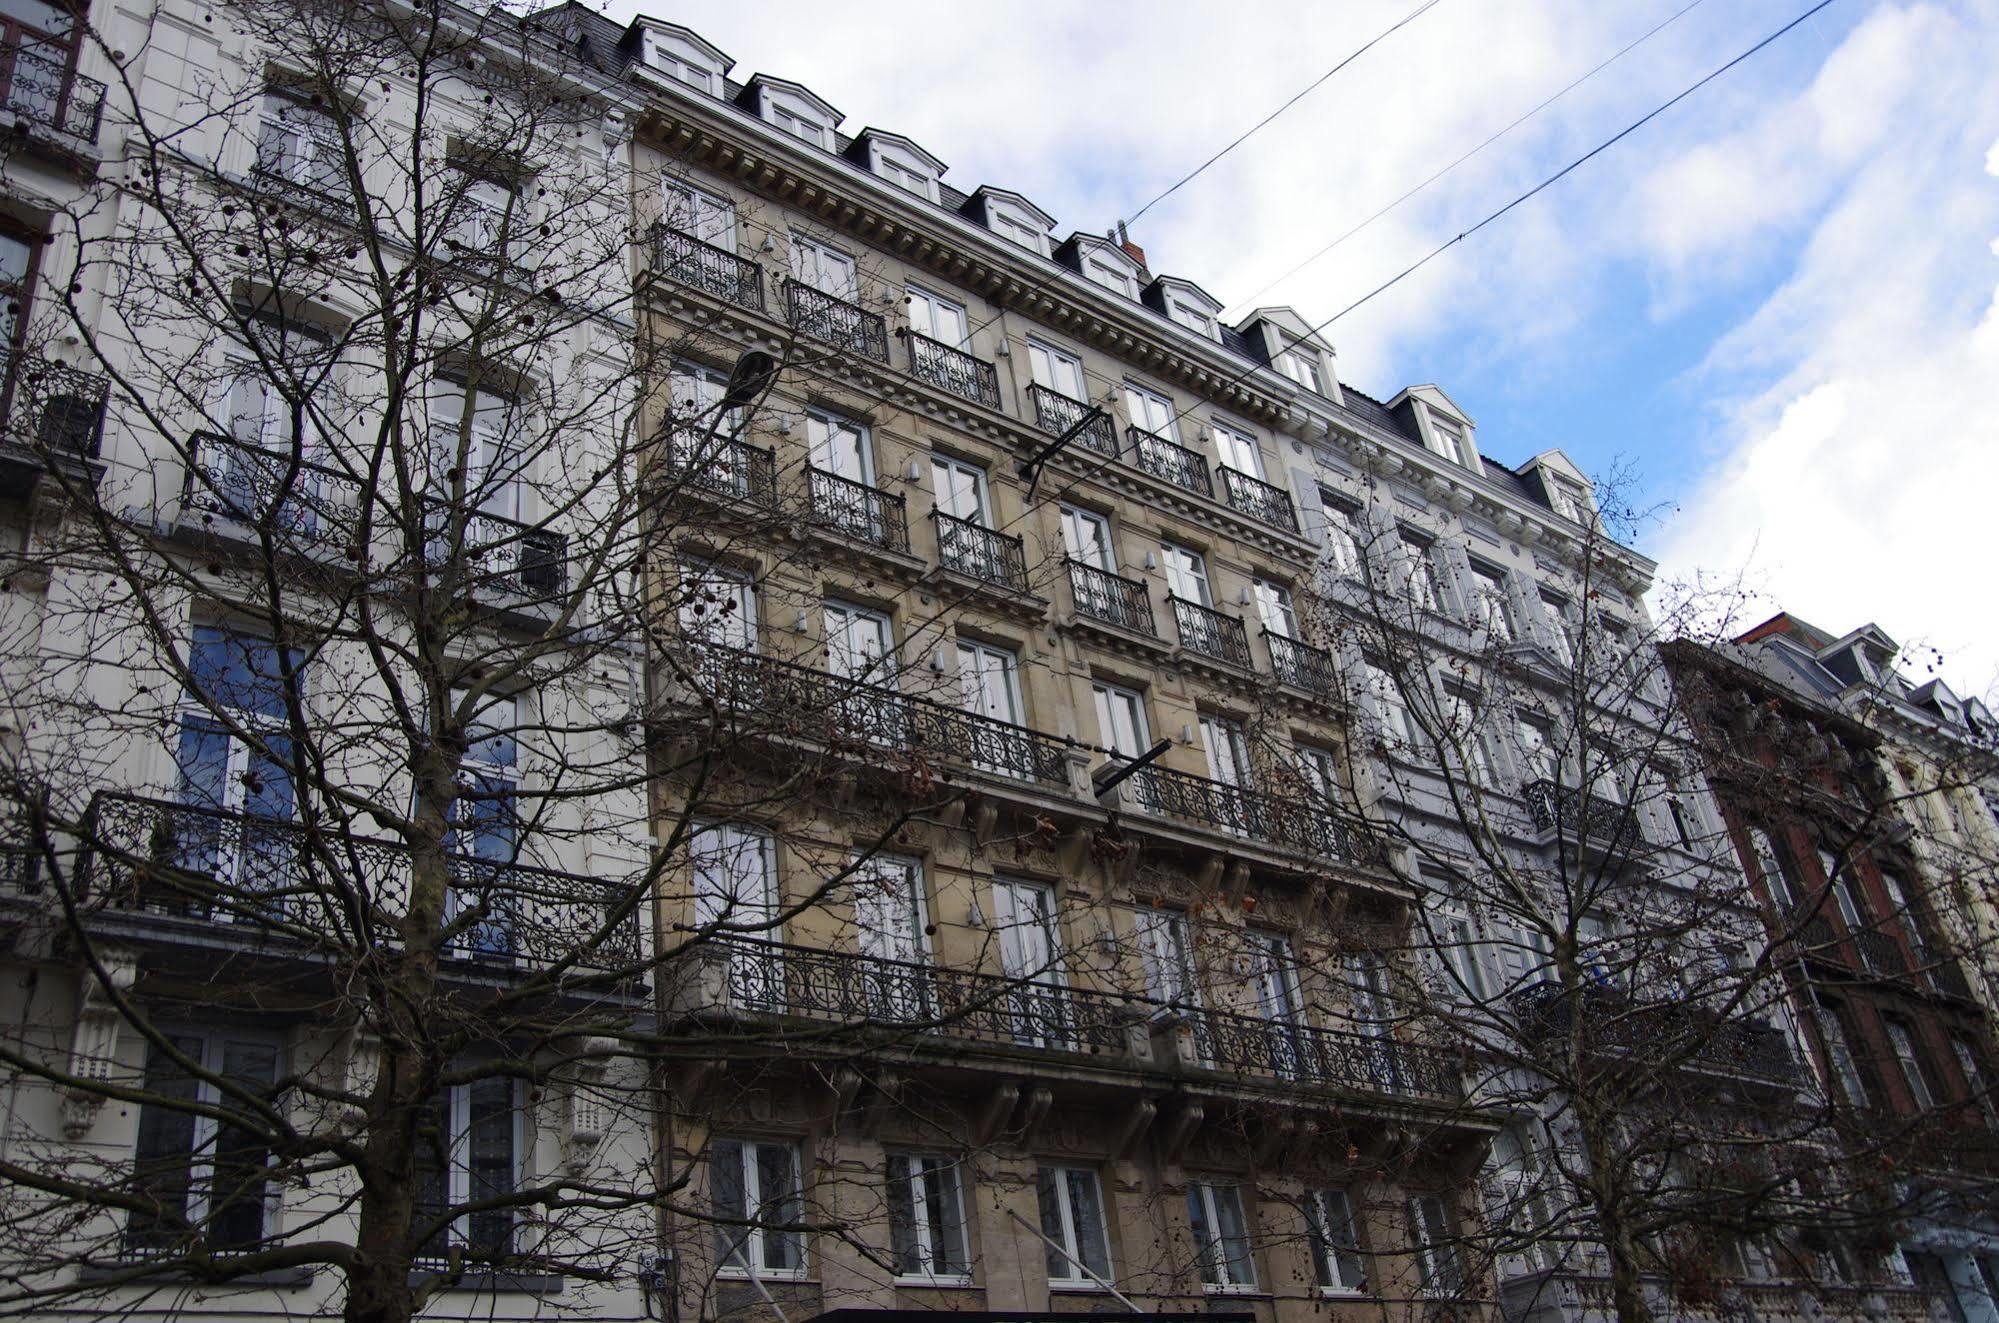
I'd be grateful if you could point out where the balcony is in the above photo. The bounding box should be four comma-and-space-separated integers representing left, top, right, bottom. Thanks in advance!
905, 331, 1000, 409
1523, 779, 1641, 855
1264, 630, 1341, 699
648, 223, 767, 314
182, 432, 363, 552
1510, 980, 1798, 1084
806, 467, 910, 555
84, 793, 643, 971
1027, 384, 1117, 459
1216, 467, 1299, 533
1065, 557, 1155, 637
1187, 1005, 1461, 1100
1169, 596, 1252, 670
1125, 427, 1211, 497
1852, 927, 1906, 977
1, 38, 106, 143
784, 279, 890, 364
1118, 762, 1378, 868
683, 641, 1074, 789
690, 938, 1456, 1103
932, 511, 1028, 594
421, 500, 566, 597
0, 350, 108, 489
659, 431, 779, 510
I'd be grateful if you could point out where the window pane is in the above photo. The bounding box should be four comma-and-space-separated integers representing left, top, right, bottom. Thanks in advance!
887, 1154, 919, 1275
207, 1040, 277, 1251
413, 1091, 452, 1264
1310, 1188, 1365, 1290
711, 1139, 747, 1267
126, 1035, 205, 1254
757, 1142, 803, 1270
1212, 1185, 1255, 1287
924, 1158, 967, 1275
1067, 1168, 1110, 1278
1036, 1167, 1068, 1279
465, 1077, 515, 1259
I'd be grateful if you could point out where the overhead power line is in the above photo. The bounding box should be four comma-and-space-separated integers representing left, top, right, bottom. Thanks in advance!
1223, 0, 1713, 318
1308, 0, 1839, 334
1122, 0, 1449, 229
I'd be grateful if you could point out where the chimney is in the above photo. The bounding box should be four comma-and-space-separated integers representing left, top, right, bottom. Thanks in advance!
1114, 221, 1147, 274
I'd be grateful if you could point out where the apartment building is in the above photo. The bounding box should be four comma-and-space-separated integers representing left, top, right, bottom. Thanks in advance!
1666, 630, 1999, 1322
565, 7, 1507, 1321
0, 1, 660, 1318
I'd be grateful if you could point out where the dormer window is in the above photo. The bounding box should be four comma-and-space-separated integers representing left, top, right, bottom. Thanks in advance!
878, 156, 932, 199
1274, 347, 1325, 394
751, 79, 841, 151
1426, 414, 1471, 466
773, 104, 829, 148
640, 26, 729, 96
1085, 257, 1136, 299
972, 189, 1056, 259
991, 211, 1048, 254
1170, 300, 1216, 338
862, 136, 944, 204
1548, 479, 1587, 522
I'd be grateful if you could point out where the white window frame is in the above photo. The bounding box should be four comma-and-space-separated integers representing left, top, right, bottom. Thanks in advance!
1159, 540, 1211, 606
1362, 661, 1416, 753
806, 408, 873, 484
988, 206, 1051, 256
789, 233, 857, 299
931, 452, 990, 524
1038, 1165, 1113, 1286
1251, 578, 1297, 639
1274, 347, 1325, 394
1814, 1006, 1868, 1107
1320, 496, 1366, 580
677, 558, 758, 650
770, 102, 830, 149
1425, 414, 1470, 466
1407, 1195, 1462, 1294
1186, 1180, 1258, 1291
417, 1077, 522, 1264
1308, 1186, 1367, 1294
444, 166, 515, 258
1399, 533, 1444, 613
1209, 418, 1263, 480
1468, 561, 1514, 641
712, 1137, 807, 1278
887, 1153, 970, 1281
128, 1028, 281, 1253
1125, 381, 1178, 441
1084, 256, 1137, 299
1169, 297, 1219, 340
905, 284, 969, 350
1135, 905, 1197, 1006
1885, 1019, 1935, 1110
1092, 681, 1150, 759
1060, 504, 1115, 570
874, 151, 939, 202
661, 178, 737, 252
1027, 338, 1087, 400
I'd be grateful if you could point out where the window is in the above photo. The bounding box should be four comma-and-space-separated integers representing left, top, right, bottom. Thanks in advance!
1514, 717, 1556, 785
1885, 1019, 1935, 1110
207, 317, 333, 528
877, 154, 935, 200
807, 408, 872, 484
1135, 906, 1196, 1005
1443, 687, 1495, 785
906, 285, 969, 349
1548, 479, 1587, 522
649, 44, 717, 93
1425, 415, 1469, 466
1125, 381, 1177, 441
1251, 579, 1297, 638
256, 90, 342, 198
771, 103, 829, 148
1274, 347, 1325, 394
1468, 561, 1514, 640
1037, 1165, 1111, 1284
0, 226, 34, 346
661, 179, 736, 251
1878, 870, 1932, 962
1321, 496, 1366, 579
789, 234, 856, 299
1747, 828, 1797, 911
1084, 256, 1136, 298
1296, 743, 1341, 801
887, 1155, 969, 1279
1159, 540, 1210, 606
175, 627, 301, 896
1308, 1187, 1366, 1292
1092, 681, 1149, 758
444, 690, 520, 953
691, 823, 778, 936
1200, 714, 1252, 792
993, 878, 1065, 1046
852, 852, 928, 976
1209, 419, 1262, 479
1542, 592, 1580, 664
1361, 661, 1416, 752
822, 600, 893, 682
1061, 505, 1115, 570
957, 640, 1021, 724
678, 560, 758, 650
1814, 1007, 1869, 1107
0, 1, 82, 131
1407, 1195, 1462, 1293
1169, 298, 1218, 340
990, 208, 1048, 255
1950, 1038, 1998, 1128
414, 1077, 519, 1265
1027, 339, 1087, 400
127, 1029, 279, 1255
425, 378, 520, 523
443, 166, 516, 258
1399, 533, 1444, 613
713, 1138, 806, 1276
1186, 1181, 1257, 1290
1440, 913, 1490, 1002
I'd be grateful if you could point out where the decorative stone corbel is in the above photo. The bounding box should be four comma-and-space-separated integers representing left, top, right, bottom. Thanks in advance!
1253, 1113, 1298, 1168
1113, 1099, 1157, 1161
337, 1021, 384, 1132
973, 1082, 1020, 1147
63, 946, 139, 1139
829, 1065, 866, 1125
860, 1071, 904, 1138
564, 1036, 618, 1175
969, 797, 1000, 846
1017, 1085, 1053, 1146
1159, 1100, 1204, 1167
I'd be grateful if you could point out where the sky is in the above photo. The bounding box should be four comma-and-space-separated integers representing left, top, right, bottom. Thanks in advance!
598, 0, 1999, 698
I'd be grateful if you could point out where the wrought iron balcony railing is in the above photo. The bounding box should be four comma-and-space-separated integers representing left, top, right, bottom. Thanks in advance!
1, 350, 109, 461
1509, 980, 1798, 1083
785, 279, 890, 364
1027, 385, 1117, 458
1126, 427, 1212, 497
1120, 762, 1377, 866
807, 466, 910, 554
1930, 960, 1974, 1000
660, 430, 779, 509
1264, 630, 1341, 698
683, 641, 1073, 788
699, 937, 1457, 1101
421, 500, 566, 596
905, 331, 1000, 409
648, 223, 767, 313
1170, 596, 1252, 669
1188, 1005, 1461, 1100
1216, 466, 1299, 533
84, 793, 642, 971
932, 510, 1028, 594
1, 38, 106, 142
1065, 557, 1155, 636
1523, 779, 1641, 853
183, 432, 362, 550
0, 840, 39, 896
1852, 927, 1906, 977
